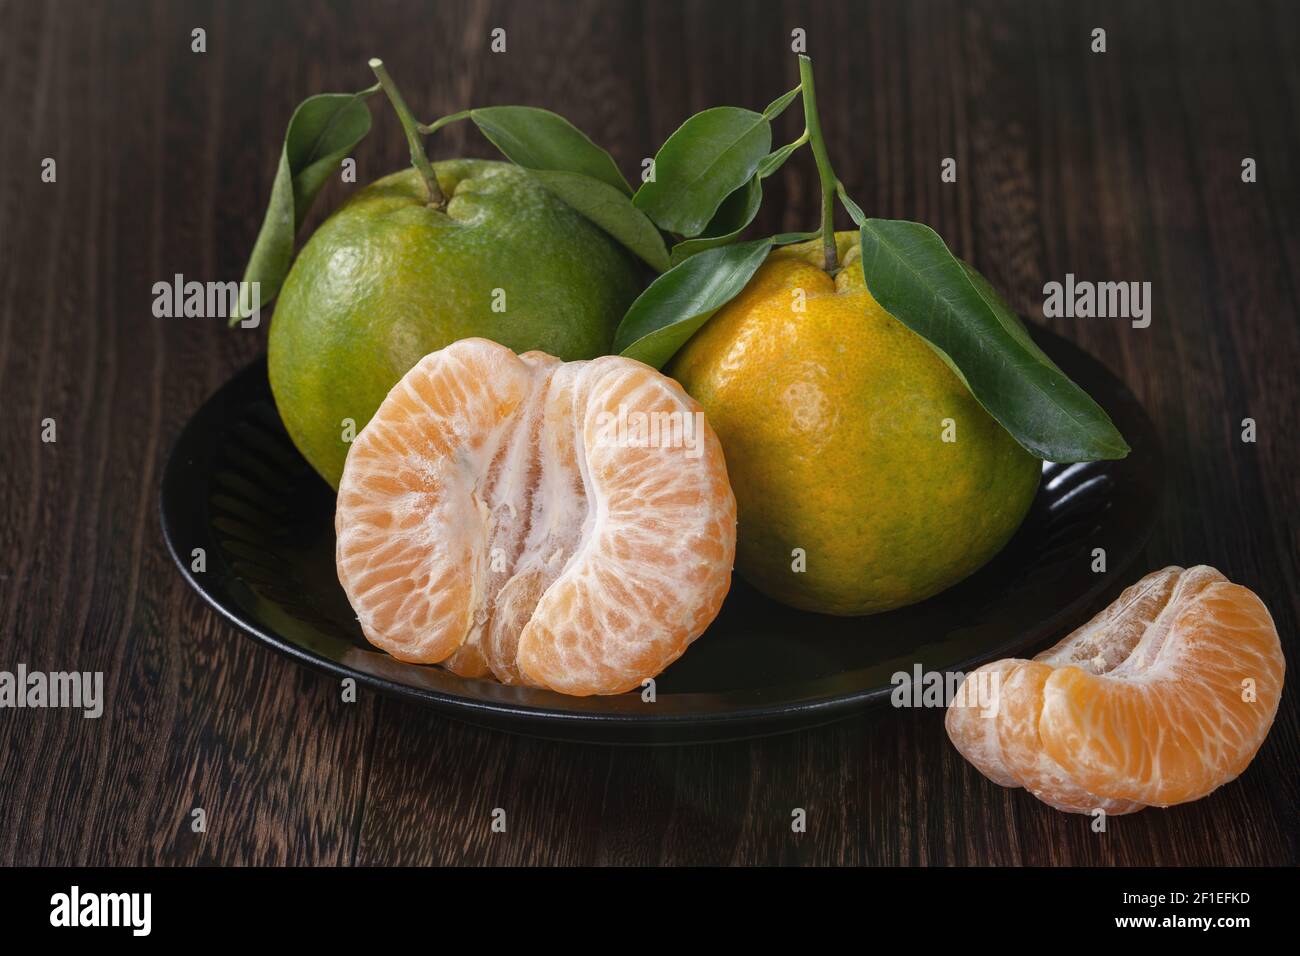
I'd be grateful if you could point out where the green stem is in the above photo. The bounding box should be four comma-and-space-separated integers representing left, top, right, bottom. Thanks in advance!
798, 55, 838, 273
418, 110, 472, 135
368, 58, 445, 209
778, 128, 812, 156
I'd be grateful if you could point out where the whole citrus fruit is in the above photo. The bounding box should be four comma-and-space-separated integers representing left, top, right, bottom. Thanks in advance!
269, 159, 643, 488
667, 232, 1040, 615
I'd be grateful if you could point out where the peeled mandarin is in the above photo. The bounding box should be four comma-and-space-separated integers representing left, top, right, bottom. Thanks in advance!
334, 338, 737, 696
945, 566, 1284, 813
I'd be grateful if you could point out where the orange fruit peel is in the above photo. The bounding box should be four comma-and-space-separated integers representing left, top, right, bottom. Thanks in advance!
667, 233, 1040, 615
946, 566, 1285, 813
334, 338, 737, 696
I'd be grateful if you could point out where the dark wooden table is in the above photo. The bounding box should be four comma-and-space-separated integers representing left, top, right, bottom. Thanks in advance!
1, 0, 1296, 866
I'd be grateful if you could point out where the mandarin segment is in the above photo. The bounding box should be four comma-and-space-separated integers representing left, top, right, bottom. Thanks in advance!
945, 566, 1285, 813
996, 661, 1144, 815
335, 338, 737, 696
1040, 581, 1284, 806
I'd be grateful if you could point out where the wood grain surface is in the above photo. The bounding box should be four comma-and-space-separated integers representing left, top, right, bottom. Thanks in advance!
0, 0, 1296, 866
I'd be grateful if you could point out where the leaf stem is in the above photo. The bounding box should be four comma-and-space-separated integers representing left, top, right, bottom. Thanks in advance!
418, 110, 472, 135
797, 55, 838, 273
776, 128, 811, 157
368, 58, 446, 209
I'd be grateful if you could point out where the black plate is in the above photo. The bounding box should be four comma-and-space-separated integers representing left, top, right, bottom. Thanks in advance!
162, 328, 1161, 743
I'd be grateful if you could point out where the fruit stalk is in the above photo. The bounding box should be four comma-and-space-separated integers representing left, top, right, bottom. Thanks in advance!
368, 58, 446, 209
797, 55, 839, 273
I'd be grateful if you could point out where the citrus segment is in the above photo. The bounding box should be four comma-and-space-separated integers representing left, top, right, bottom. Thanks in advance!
335, 338, 737, 696
945, 566, 1284, 813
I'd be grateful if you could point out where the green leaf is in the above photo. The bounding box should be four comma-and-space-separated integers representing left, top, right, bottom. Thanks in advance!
762, 84, 802, 120
836, 181, 867, 226
668, 176, 762, 266
757, 137, 805, 179
614, 239, 772, 368
633, 107, 772, 237
467, 107, 665, 269
857, 219, 1130, 462
528, 169, 670, 273
772, 230, 821, 245
232, 90, 375, 325
470, 106, 630, 194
